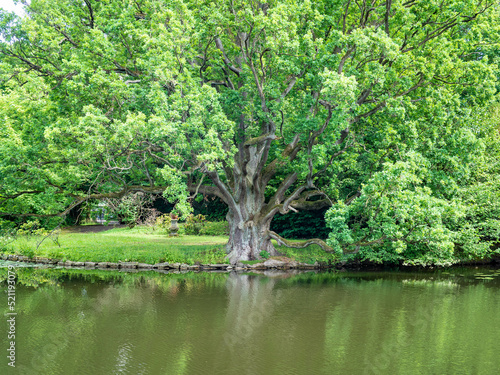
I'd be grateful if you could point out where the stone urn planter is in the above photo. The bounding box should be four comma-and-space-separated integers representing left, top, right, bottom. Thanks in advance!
169, 219, 179, 237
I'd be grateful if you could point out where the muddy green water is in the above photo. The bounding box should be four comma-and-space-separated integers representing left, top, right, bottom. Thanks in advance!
1, 265, 500, 375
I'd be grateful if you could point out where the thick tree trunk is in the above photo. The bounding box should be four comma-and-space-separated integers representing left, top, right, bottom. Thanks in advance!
225, 189, 280, 264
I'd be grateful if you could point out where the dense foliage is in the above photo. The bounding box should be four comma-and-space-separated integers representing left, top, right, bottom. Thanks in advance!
325, 75, 500, 266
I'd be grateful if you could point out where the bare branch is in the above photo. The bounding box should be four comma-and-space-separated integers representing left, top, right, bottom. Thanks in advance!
214, 37, 242, 76
83, 0, 95, 29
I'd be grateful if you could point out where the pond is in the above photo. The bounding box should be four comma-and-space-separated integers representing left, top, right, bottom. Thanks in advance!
1, 264, 499, 375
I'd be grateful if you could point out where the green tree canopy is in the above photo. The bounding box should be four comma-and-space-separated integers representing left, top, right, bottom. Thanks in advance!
1, 0, 499, 263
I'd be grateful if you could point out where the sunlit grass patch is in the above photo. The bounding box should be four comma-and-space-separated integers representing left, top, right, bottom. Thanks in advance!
4, 225, 228, 265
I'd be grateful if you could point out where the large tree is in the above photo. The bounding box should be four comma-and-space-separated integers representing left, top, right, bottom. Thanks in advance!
0, 0, 498, 263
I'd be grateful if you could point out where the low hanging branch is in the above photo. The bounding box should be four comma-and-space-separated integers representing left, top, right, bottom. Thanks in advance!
36, 224, 62, 250
267, 230, 334, 253
0, 185, 170, 218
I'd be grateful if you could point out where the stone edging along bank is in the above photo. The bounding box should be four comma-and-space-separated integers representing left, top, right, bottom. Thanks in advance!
0, 254, 325, 271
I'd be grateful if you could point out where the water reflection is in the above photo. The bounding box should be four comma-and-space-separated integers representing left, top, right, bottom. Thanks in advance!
0, 267, 499, 374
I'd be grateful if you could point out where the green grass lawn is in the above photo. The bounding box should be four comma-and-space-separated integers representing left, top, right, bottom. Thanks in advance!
2, 225, 339, 265
6, 226, 228, 264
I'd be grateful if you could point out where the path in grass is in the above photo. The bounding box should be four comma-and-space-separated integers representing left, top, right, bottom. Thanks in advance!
62, 224, 126, 234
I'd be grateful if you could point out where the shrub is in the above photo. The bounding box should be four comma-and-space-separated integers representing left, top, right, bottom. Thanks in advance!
184, 214, 206, 235
104, 192, 153, 226
17, 220, 48, 237
199, 221, 229, 236
202, 246, 227, 263
141, 208, 161, 229
154, 214, 171, 234
259, 250, 270, 259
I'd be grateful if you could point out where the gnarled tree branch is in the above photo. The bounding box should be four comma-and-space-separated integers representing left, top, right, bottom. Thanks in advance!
268, 230, 334, 252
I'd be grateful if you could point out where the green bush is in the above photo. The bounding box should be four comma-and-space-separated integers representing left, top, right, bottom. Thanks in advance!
182, 215, 228, 236
103, 193, 153, 226
202, 246, 227, 264
184, 214, 206, 235
16, 220, 48, 237
8, 220, 48, 258
154, 214, 172, 234
259, 250, 270, 259
199, 221, 229, 236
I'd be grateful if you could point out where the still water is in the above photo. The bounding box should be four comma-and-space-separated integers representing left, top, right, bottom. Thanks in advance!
1, 264, 500, 375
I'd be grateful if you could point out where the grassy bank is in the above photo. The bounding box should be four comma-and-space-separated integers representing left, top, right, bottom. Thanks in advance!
5, 226, 228, 264
1, 225, 338, 265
